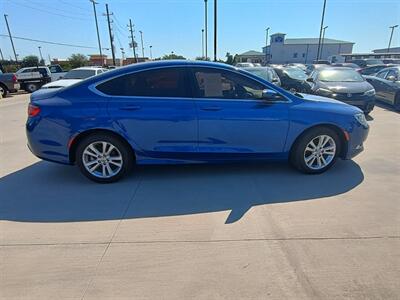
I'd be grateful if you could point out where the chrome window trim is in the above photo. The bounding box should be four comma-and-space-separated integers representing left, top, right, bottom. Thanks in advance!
88, 64, 292, 104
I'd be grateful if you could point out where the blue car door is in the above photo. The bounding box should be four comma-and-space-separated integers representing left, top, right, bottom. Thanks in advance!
97, 67, 198, 158
189, 67, 290, 158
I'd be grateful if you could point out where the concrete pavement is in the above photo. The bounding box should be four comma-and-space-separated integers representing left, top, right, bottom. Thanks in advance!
1, 93, 399, 299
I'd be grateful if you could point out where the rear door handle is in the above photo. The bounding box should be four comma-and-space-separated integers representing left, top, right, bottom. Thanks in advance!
119, 105, 141, 111
200, 106, 222, 111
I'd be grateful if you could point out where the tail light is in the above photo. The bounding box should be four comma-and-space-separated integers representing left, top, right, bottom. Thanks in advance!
12, 74, 18, 83
28, 103, 40, 117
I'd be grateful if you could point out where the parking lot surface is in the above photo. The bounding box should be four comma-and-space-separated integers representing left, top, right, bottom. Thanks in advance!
1, 93, 399, 299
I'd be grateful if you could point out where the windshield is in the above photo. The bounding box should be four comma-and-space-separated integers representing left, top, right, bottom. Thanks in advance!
285, 68, 308, 80
245, 68, 270, 81
318, 69, 364, 82
64, 69, 96, 79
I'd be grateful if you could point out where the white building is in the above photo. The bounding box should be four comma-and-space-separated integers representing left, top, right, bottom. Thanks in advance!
262, 33, 354, 64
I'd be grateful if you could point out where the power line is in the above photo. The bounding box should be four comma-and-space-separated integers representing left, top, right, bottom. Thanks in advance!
27, 0, 91, 17
6, 1, 91, 21
0, 34, 105, 50
59, 0, 90, 11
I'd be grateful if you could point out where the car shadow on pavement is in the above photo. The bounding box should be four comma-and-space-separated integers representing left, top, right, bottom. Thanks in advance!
0, 160, 364, 224
375, 101, 399, 113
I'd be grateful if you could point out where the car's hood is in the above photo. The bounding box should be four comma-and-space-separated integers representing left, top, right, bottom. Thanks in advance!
319, 80, 373, 93
299, 93, 362, 114
42, 79, 82, 89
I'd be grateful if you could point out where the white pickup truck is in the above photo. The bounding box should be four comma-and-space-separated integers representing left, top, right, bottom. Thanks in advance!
16, 65, 67, 92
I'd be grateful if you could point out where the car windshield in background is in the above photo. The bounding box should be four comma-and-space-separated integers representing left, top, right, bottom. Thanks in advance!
366, 59, 384, 65
318, 69, 364, 82
244, 68, 270, 81
285, 68, 307, 80
64, 69, 96, 79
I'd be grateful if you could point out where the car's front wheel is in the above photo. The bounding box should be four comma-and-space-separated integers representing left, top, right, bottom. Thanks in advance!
290, 127, 341, 174
76, 133, 134, 183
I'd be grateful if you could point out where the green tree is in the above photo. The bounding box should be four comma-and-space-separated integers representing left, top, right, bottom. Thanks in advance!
68, 53, 88, 68
195, 56, 210, 61
225, 52, 234, 65
22, 55, 40, 67
161, 53, 186, 60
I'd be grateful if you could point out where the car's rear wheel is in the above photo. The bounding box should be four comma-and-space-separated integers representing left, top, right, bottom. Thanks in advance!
76, 133, 134, 183
25, 83, 39, 93
290, 127, 341, 174
0, 84, 7, 98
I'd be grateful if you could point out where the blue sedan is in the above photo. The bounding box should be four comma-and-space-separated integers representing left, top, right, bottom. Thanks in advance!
26, 60, 369, 183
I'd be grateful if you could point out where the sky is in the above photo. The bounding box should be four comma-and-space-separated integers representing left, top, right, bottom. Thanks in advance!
0, 0, 399, 63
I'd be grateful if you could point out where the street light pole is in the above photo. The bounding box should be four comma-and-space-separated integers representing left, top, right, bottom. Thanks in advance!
139, 30, 145, 58
320, 26, 328, 60
4, 14, 18, 63
213, 0, 217, 62
316, 0, 327, 61
149, 45, 153, 60
128, 19, 137, 63
265, 27, 270, 64
201, 29, 205, 58
90, 0, 103, 65
387, 25, 399, 53
204, 0, 208, 60
38, 46, 44, 64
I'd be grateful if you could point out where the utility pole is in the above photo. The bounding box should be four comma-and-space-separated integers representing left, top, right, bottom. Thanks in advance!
104, 4, 115, 66
320, 26, 328, 60
139, 30, 145, 58
4, 14, 18, 63
128, 19, 137, 63
149, 45, 153, 60
90, 0, 103, 65
38, 46, 44, 64
213, 0, 217, 61
204, 0, 208, 59
48, 54, 51, 64
120, 48, 125, 66
316, 0, 327, 61
201, 29, 205, 58
265, 27, 270, 64
0, 47, 4, 61
387, 25, 399, 53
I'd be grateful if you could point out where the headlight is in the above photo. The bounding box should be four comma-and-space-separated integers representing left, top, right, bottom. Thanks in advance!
364, 89, 375, 96
317, 88, 333, 95
354, 113, 369, 128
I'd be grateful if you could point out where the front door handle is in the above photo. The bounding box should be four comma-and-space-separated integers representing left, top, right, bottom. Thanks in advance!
200, 106, 222, 111
119, 105, 141, 111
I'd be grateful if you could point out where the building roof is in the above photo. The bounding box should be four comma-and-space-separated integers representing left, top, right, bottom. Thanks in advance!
373, 47, 400, 53
284, 38, 354, 45
237, 50, 264, 56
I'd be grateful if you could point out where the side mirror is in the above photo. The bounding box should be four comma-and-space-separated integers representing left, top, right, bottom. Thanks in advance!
262, 89, 281, 100
387, 75, 397, 82
306, 77, 314, 82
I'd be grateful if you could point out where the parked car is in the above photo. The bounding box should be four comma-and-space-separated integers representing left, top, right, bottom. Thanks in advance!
26, 60, 369, 182
241, 67, 281, 86
382, 59, 400, 64
235, 62, 254, 68
364, 66, 400, 110
305, 63, 331, 75
273, 66, 312, 93
285, 63, 307, 71
312, 60, 331, 65
16, 66, 52, 92
350, 59, 384, 68
252, 63, 262, 67
0, 69, 20, 98
307, 67, 376, 113
48, 64, 67, 81
41, 67, 107, 89
358, 64, 397, 76
331, 63, 359, 69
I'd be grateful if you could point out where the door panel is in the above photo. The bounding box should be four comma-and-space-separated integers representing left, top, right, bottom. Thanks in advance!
190, 67, 290, 157
98, 67, 198, 157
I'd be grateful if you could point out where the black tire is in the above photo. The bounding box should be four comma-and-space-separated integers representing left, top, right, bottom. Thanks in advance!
290, 127, 341, 174
394, 93, 400, 111
0, 84, 8, 98
76, 133, 134, 183
25, 83, 39, 93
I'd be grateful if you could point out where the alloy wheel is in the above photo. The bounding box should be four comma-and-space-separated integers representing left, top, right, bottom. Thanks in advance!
82, 141, 123, 178
303, 135, 336, 170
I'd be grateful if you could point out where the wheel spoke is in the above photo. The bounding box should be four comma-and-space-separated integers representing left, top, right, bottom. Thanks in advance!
88, 144, 101, 156
316, 156, 322, 168
89, 163, 100, 172
320, 156, 327, 166
109, 161, 122, 167
324, 150, 335, 155
106, 144, 116, 155
83, 149, 97, 158
321, 135, 330, 147
305, 154, 315, 163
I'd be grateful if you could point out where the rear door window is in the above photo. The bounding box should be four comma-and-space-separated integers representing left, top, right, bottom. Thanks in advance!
96, 67, 190, 98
